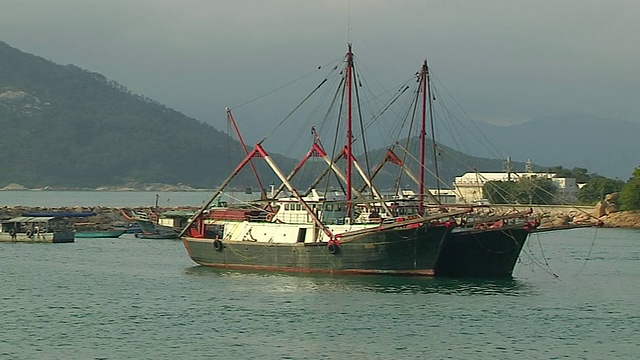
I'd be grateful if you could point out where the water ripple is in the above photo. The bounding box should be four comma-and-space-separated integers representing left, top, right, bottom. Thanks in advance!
1, 228, 638, 359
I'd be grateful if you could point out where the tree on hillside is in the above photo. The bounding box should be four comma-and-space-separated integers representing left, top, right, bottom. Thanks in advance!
618, 166, 640, 210
484, 180, 520, 204
577, 176, 625, 205
547, 166, 592, 183
483, 177, 556, 204
519, 177, 557, 204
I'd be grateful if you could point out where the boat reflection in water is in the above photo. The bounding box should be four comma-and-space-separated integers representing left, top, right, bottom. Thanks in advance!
184, 265, 532, 296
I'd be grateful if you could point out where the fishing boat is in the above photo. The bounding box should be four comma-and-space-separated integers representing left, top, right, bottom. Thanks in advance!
133, 230, 178, 239
121, 208, 180, 239
74, 229, 126, 238
386, 60, 541, 278
404, 59, 604, 277
316, 59, 540, 278
434, 213, 536, 277
111, 222, 143, 234
0, 216, 74, 243
180, 45, 463, 275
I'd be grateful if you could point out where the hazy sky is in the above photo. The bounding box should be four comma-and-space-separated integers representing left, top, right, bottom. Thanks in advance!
2, 0, 639, 150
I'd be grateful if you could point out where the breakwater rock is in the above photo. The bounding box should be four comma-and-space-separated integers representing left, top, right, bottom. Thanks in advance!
599, 210, 640, 229
0, 206, 198, 229
2, 205, 639, 229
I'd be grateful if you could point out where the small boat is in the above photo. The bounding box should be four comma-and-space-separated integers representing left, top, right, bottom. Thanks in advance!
134, 232, 178, 240
1, 216, 74, 243
112, 222, 143, 234
21, 211, 97, 218
121, 209, 180, 239
72, 220, 125, 238
74, 229, 126, 238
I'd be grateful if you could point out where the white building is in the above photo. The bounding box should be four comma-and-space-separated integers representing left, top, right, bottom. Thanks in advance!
453, 172, 578, 204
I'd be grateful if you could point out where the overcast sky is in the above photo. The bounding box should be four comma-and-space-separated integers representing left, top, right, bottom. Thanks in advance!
2, 0, 639, 150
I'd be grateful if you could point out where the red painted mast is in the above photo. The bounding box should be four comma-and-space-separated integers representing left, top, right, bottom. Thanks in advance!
419, 60, 427, 215
227, 108, 269, 204
346, 44, 354, 217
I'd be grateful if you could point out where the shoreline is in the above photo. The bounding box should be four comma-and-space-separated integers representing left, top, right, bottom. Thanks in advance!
2, 206, 638, 230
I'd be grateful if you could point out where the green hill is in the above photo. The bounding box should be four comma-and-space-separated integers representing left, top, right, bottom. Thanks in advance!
0, 41, 293, 189
0, 41, 518, 191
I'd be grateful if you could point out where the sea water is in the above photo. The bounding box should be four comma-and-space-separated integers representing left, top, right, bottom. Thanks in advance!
1, 192, 639, 359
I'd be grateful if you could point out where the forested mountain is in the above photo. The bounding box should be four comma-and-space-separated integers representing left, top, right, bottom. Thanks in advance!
0, 41, 295, 188
0, 41, 529, 190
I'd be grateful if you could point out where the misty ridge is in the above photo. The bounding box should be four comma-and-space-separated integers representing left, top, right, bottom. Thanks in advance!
0, 40, 638, 190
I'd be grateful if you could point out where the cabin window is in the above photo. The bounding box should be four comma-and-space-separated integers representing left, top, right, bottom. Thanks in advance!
296, 228, 307, 243
207, 224, 225, 239
296, 204, 301, 211
285, 204, 290, 211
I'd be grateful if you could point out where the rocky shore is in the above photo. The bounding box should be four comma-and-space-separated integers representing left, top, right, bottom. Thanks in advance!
598, 210, 640, 229
537, 209, 640, 229
0, 205, 198, 230
2, 205, 638, 229
0, 182, 210, 192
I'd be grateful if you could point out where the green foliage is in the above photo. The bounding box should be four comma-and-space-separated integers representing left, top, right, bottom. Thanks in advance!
618, 166, 640, 210
483, 177, 557, 204
577, 176, 625, 205
546, 166, 593, 183
0, 41, 287, 188
483, 180, 519, 204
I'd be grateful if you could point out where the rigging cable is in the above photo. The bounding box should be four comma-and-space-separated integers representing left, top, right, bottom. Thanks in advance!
258, 78, 328, 144
352, 59, 372, 179
323, 74, 348, 196
573, 227, 600, 277
429, 72, 506, 160
232, 59, 340, 109
534, 232, 558, 277
519, 235, 559, 278
395, 86, 420, 196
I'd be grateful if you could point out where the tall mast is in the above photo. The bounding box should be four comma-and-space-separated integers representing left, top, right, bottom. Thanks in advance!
419, 60, 427, 215
346, 44, 354, 217
426, 60, 441, 201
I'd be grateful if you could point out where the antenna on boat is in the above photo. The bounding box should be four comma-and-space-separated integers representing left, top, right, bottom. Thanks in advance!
346, 0, 352, 44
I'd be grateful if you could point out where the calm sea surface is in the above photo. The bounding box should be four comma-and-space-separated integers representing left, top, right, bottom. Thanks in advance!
1, 192, 639, 359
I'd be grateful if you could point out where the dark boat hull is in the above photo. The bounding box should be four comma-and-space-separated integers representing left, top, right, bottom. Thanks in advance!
182, 225, 451, 275
75, 230, 125, 238
434, 227, 530, 278
135, 233, 179, 239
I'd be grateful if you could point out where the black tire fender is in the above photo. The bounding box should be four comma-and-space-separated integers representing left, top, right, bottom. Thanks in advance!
213, 239, 223, 251
327, 241, 340, 255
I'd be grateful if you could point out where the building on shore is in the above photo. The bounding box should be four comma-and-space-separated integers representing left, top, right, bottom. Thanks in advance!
452, 171, 578, 204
